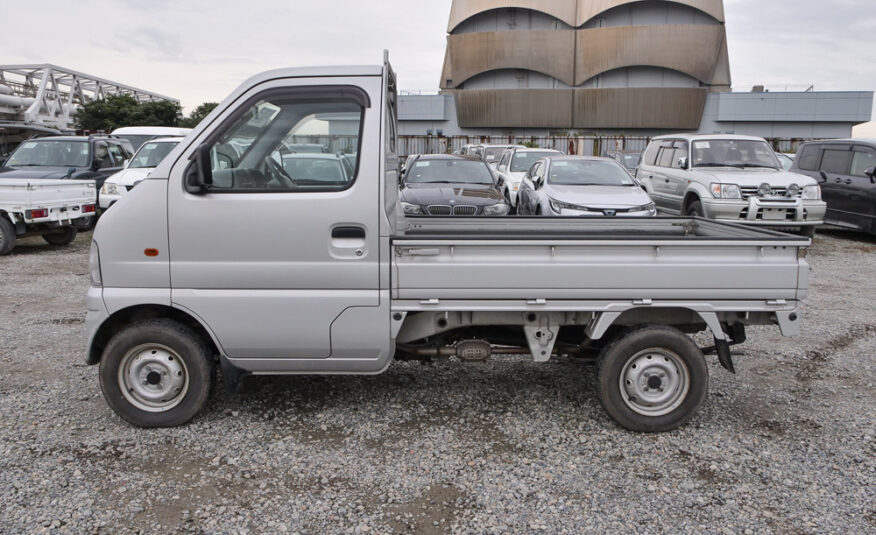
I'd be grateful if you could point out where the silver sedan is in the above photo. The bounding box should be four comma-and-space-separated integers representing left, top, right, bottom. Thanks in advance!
517, 156, 656, 217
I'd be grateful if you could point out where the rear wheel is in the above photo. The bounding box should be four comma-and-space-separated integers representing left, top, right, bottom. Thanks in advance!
0, 217, 16, 255
685, 200, 703, 217
99, 319, 215, 427
42, 227, 77, 246
597, 325, 708, 432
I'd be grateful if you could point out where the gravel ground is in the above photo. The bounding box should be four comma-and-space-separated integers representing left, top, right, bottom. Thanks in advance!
0, 228, 874, 535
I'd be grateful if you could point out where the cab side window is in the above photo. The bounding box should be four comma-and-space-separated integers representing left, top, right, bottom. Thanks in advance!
204, 92, 365, 193
850, 148, 876, 178
820, 148, 852, 175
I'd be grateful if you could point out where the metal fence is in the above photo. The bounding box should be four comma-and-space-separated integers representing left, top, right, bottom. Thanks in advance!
398, 135, 815, 158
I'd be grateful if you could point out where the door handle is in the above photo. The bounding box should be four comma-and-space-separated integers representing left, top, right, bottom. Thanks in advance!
844, 179, 853, 185
835, 177, 842, 183
332, 226, 365, 239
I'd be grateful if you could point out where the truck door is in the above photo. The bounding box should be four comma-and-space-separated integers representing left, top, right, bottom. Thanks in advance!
166, 79, 387, 363
818, 145, 855, 227
849, 145, 876, 231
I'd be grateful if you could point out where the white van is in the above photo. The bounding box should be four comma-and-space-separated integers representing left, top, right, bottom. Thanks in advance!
110, 126, 192, 151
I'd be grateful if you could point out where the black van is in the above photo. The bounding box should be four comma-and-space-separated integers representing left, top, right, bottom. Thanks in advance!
791, 139, 876, 234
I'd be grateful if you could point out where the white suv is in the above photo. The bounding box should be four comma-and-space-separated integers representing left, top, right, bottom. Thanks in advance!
637, 134, 826, 236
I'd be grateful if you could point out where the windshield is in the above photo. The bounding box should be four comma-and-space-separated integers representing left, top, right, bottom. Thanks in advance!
548, 160, 636, 186
692, 140, 780, 169
7, 140, 90, 168
405, 159, 494, 185
115, 135, 155, 151
511, 151, 558, 172
623, 153, 640, 167
130, 141, 178, 168
484, 147, 506, 161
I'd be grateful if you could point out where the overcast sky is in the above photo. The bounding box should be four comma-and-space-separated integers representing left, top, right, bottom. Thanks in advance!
2, 0, 874, 135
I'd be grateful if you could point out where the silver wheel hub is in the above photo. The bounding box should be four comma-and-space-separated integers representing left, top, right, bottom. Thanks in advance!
119, 344, 188, 412
620, 348, 690, 417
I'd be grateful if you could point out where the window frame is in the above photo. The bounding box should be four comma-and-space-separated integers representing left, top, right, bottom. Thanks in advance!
189, 85, 371, 195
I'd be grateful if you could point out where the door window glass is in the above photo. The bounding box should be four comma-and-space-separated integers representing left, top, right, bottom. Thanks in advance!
850, 149, 876, 178
820, 149, 852, 175
656, 142, 676, 168
94, 143, 113, 169
670, 142, 688, 169
207, 96, 363, 192
642, 141, 660, 166
107, 144, 127, 166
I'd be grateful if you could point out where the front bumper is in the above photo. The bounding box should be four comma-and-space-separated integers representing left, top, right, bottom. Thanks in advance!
702, 197, 826, 227
98, 189, 125, 209
550, 206, 657, 217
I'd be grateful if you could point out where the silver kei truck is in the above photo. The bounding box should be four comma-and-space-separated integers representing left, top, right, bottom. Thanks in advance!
85, 56, 812, 432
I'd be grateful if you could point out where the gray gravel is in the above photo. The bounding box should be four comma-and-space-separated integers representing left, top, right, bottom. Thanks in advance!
0, 228, 874, 535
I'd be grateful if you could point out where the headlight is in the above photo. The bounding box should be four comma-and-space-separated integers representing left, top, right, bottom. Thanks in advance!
400, 202, 422, 215
549, 199, 582, 213
89, 242, 102, 287
101, 183, 119, 195
483, 203, 510, 216
710, 183, 742, 199
633, 202, 657, 213
801, 185, 821, 200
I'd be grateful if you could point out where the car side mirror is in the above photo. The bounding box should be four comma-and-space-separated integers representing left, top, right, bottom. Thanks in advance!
184, 143, 213, 194
123, 159, 130, 169
678, 157, 688, 169
866, 167, 875, 182
819, 170, 828, 182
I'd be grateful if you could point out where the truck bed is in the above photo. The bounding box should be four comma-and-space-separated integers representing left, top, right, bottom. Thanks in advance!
0, 178, 96, 212
392, 217, 808, 302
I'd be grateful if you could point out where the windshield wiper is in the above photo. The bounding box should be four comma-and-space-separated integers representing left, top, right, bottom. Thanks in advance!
738, 163, 779, 169
695, 163, 734, 168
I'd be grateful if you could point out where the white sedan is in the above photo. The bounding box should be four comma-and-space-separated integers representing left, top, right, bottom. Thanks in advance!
99, 137, 182, 209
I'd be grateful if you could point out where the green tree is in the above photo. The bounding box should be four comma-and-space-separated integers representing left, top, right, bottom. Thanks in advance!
74, 94, 183, 131
180, 102, 219, 128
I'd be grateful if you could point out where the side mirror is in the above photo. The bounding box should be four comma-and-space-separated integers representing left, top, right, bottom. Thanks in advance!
819, 170, 828, 182
865, 167, 875, 182
123, 159, 130, 169
185, 143, 213, 194
678, 157, 688, 169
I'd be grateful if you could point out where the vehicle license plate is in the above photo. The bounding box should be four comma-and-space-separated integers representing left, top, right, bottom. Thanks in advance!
762, 208, 786, 220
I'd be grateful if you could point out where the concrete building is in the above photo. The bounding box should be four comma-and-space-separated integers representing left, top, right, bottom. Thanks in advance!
398, 0, 872, 140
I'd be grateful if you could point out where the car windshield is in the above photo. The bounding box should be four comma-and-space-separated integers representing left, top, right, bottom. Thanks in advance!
406, 159, 494, 185
115, 135, 155, 151
691, 140, 780, 169
130, 141, 178, 168
282, 157, 348, 182
548, 160, 636, 186
484, 147, 506, 161
6, 140, 90, 168
511, 151, 557, 172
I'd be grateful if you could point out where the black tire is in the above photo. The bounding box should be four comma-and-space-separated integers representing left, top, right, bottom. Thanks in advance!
75, 216, 96, 231
685, 200, 703, 217
596, 325, 708, 433
799, 226, 816, 238
0, 217, 16, 255
42, 227, 77, 246
99, 319, 215, 427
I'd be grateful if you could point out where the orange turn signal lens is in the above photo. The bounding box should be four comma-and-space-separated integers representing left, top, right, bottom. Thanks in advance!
144, 248, 159, 257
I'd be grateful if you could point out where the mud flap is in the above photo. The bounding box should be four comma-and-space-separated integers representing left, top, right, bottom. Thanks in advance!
715, 338, 736, 374
219, 354, 249, 394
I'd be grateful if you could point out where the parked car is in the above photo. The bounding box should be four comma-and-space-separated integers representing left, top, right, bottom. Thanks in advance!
100, 137, 183, 209
480, 144, 524, 169
398, 154, 510, 216
517, 155, 656, 217
0, 177, 95, 254
280, 153, 355, 185
495, 147, 562, 209
776, 153, 795, 171
790, 139, 876, 234
111, 126, 192, 151
605, 149, 643, 173
636, 134, 825, 236
0, 135, 134, 228
284, 143, 328, 153
84, 59, 813, 433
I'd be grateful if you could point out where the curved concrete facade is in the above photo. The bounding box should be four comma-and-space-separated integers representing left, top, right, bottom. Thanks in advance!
574, 24, 727, 85
442, 0, 730, 129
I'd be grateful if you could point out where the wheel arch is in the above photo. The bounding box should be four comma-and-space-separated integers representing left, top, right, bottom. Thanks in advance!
87, 304, 221, 365
587, 307, 722, 341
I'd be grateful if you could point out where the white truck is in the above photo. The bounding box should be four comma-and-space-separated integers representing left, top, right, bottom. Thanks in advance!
0, 178, 96, 254
85, 56, 811, 432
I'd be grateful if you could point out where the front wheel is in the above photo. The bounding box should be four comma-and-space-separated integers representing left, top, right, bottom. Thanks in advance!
685, 200, 704, 217
597, 325, 708, 432
42, 227, 77, 246
99, 319, 215, 427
